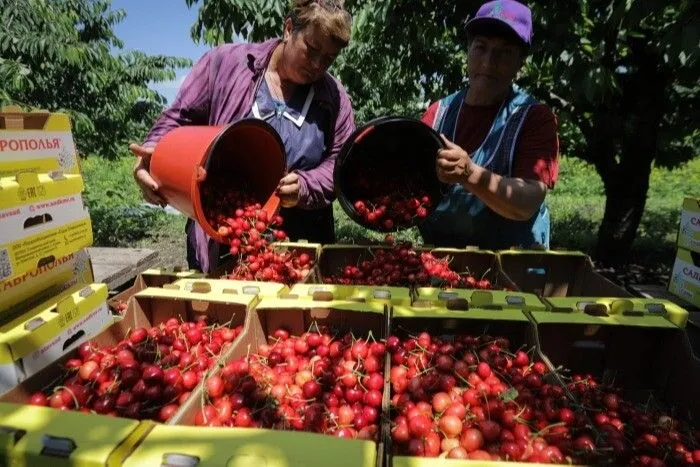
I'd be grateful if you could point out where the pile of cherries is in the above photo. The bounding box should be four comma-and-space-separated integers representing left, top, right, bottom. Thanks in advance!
325, 237, 493, 289
28, 316, 242, 422
351, 173, 433, 230
194, 327, 385, 441
387, 331, 700, 465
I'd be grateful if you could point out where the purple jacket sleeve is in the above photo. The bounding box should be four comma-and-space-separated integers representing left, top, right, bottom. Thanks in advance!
295, 84, 356, 209
142, 51, 214, 147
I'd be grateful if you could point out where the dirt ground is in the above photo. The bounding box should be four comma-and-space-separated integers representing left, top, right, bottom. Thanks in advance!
134, 216, 189, 270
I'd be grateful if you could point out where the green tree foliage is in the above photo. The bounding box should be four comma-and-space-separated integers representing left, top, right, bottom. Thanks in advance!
186, 0, 699, 264
0, 0, 191, 159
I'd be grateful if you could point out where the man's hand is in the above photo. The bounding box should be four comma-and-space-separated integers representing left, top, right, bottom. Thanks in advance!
277, 172, 301, 208
129, 143, 166, 207
436, 134, 475, 185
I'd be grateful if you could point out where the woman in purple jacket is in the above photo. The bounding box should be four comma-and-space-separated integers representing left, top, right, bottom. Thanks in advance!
129, 0, 356, 272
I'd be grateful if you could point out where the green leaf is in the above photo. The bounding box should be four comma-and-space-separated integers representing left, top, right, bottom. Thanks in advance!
500, 387, 519, 403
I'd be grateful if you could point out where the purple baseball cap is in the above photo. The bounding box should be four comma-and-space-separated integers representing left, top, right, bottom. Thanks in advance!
464, 0, 533, 45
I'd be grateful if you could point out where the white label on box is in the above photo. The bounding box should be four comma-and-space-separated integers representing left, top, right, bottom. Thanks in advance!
22, 302, 112, 377
679, 209, 700, 252
670, 257, 700, 304
0, 131, 77, 172
0, 194, 88, 243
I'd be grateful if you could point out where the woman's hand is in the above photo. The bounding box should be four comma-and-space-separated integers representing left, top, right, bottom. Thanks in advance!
129, 143, 166, 207
436, 134, 475, 185
277, 173, 301, 208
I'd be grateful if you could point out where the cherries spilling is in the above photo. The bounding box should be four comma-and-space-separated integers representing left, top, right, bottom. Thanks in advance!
227, 247, 314, 285
28, 317, 243, 422
202, 178, 313, 284
195, 327, 385, 441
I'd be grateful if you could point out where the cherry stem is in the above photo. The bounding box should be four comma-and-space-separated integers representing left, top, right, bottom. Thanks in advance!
54, 385, 80, 409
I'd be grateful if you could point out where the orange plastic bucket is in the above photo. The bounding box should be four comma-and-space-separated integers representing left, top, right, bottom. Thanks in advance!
150, 119, 286, 244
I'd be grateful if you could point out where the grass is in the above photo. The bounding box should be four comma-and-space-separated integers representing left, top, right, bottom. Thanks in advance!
81, 155, 189, 268
81, 154, 700, 280
548, 157, 699, 267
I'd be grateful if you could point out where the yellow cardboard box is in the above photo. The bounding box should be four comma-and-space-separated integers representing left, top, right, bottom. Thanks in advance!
668, 248, 700, 308
122, 425, 377, 467
0, 284, 111, 395
0, 172, 92, 281
171, 278, 289, 298
0, 108, 80, 177
677, 197, 700, 254
0, 286, 257, 427
161, 296, 387, 464
0, 403, 153, 467
0, 249, 94, 319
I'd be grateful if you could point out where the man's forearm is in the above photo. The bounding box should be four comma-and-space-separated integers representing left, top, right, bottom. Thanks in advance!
462, 164, 546, 221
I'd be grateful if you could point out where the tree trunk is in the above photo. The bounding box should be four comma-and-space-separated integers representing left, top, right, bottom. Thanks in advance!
595, 163, 652, 266
594, 41, 670, 266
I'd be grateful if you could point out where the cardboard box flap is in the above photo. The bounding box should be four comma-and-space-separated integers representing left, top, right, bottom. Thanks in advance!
0, 284, 108, 359
288, 283, 412, 304
0, 402, 152, 465
414, 287, 547, 311
122, 425, 376, 467
0, 108, 52, 130
127, 287, 256, 332
172, 278, 288, 298
0, 283, 103, 334
542, 297, 688, 328
497, 250, 630, 297
135, 286, 259, 306
107, 269, 206, 312
393, 304, 529, 322
255, 296, 385, 314
141, 267, 203, 277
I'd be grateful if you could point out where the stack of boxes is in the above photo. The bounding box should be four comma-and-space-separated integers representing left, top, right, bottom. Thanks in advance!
669, 197, 700, 308
0, 106, 110, 394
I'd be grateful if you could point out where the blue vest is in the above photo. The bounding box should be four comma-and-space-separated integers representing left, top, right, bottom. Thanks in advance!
419, 85, 551, 249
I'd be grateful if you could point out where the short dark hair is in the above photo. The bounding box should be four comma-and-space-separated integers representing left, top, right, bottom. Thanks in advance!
288, 0, 352, 46
465, 19, 530, 57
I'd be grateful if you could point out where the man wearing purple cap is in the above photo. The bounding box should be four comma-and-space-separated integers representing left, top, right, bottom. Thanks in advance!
420, 0, 559, 250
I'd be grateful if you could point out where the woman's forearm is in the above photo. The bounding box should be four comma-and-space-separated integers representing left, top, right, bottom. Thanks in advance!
463, 164, 546, 221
